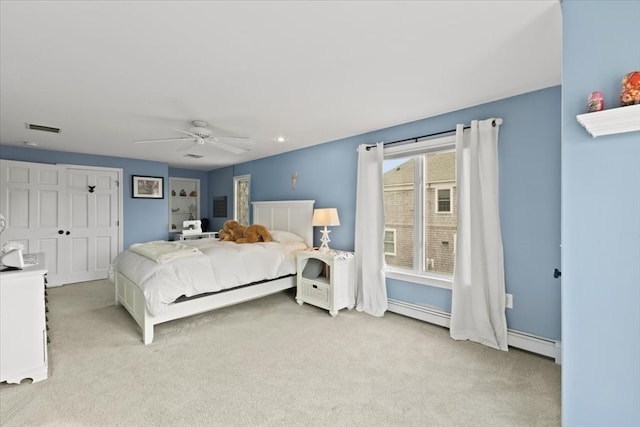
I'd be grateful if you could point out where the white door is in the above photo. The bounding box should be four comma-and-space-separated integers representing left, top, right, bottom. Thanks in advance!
0, 160, 66, 283
65, 167, 120, 284
0, 160, 121, 286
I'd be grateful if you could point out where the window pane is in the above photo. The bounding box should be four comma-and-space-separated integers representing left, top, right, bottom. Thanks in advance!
384, 242, 394, 254
425, 151, 456, 274
383, 158, 414, 269
383, 149, 456, 277
437, 188, 451, 212
384, 229, 396, 255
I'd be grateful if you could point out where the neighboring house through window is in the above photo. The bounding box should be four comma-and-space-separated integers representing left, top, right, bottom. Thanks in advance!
382, 135, 457, 288
234, 174, 250, 225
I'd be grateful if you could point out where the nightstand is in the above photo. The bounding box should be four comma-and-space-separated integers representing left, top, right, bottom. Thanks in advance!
296, 249, 355, 317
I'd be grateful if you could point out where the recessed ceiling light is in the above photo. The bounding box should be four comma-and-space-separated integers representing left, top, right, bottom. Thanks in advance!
23, 141, 38, 147
274, 136, 286, 143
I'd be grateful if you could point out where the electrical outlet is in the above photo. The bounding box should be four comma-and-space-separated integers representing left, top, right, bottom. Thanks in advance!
505, 293, 513, 309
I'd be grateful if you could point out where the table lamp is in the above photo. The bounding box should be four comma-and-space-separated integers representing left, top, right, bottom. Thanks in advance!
312, 208, 340, 252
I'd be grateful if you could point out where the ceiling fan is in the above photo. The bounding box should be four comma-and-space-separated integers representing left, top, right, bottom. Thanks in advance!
133, 120, 253, 155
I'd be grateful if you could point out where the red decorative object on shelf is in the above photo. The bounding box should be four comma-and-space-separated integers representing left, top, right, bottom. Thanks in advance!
620, 71, 640, 106
588, 91, 604, 112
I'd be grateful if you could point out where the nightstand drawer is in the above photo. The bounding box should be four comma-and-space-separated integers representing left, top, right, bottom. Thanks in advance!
299, 280, 330, 308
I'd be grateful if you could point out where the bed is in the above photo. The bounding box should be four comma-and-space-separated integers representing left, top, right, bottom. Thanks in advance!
111, 200, 315, 344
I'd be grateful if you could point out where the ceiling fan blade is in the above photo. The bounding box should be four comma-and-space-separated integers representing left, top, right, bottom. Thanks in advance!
216, 136, 255, 146
175, 129, 199, 138
177, 141, 198, 152
133, 137, 193, 144
207, 139, 249, 155
217, 135, 252, 140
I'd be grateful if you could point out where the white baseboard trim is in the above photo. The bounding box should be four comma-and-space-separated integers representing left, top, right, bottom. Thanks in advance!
387, 299, 561, 364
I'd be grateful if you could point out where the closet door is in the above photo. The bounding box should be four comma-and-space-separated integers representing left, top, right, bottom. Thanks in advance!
1, 160, 121, 286
65, 167, 120, 283
0, 160, 66, 284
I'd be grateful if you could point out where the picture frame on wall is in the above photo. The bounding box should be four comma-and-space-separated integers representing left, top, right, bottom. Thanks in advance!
132, 175, 164, 199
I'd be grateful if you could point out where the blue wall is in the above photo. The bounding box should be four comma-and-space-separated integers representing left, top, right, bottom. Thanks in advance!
0, 147, 169, 248
561, 1, 640, 426
210, 86, 562, 341
208, 166, 234, 232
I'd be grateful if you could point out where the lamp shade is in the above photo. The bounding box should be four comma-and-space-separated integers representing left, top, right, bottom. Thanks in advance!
312, 208, 340, 227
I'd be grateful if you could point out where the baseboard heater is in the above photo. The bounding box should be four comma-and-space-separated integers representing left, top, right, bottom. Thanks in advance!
387, 299, 561, 364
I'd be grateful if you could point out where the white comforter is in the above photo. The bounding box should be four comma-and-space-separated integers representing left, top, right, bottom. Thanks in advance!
111, 239, 306, 316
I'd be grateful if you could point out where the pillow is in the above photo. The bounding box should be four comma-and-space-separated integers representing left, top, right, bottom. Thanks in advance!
283, 241, 308, 253
302, 258, 324, 279
270, 230, 304, 244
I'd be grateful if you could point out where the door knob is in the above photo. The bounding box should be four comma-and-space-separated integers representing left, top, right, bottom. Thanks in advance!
65, 231, 71, 236
553, 268, 561, 278
58, 230, 64, 234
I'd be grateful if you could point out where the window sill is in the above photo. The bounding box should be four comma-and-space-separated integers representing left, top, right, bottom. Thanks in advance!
385, 269, 453, 290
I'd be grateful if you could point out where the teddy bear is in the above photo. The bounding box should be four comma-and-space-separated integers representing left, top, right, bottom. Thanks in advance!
218, 220, 245, 242
236, 224, 272, 244
219, 220, 272, 243
218, 228, 233, 241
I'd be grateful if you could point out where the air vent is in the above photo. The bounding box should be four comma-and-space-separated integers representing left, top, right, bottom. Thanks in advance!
184, 154, 203, 159
26, 123, 61, 134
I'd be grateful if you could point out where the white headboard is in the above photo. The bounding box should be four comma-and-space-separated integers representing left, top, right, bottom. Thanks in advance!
252, 200, 315, 247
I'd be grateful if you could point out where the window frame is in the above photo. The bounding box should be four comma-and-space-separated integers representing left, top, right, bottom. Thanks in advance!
383, 135, 456, 290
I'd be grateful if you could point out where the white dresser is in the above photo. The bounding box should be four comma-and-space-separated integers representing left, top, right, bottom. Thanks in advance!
0, 255, 48, 384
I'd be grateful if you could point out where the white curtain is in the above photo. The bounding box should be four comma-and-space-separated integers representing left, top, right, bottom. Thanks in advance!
450, 118, 508, 351
354, 142, 387, 317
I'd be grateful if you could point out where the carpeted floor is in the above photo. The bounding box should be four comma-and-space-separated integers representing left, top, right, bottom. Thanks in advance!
0, 279, 561, 426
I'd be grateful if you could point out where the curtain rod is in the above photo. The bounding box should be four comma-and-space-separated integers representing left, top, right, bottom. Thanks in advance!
365, 119, 498, 151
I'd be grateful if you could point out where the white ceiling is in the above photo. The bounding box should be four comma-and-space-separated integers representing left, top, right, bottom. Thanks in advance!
0, 1, 562, 171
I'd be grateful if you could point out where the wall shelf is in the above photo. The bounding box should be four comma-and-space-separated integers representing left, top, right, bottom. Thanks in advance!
576, 104, 640, 137
169, 177, 200, 232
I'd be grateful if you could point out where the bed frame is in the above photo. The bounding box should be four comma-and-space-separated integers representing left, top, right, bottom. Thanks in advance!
114, 200, 315, 344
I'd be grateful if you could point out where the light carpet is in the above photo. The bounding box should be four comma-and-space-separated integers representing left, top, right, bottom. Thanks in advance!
0, 279, 560, 426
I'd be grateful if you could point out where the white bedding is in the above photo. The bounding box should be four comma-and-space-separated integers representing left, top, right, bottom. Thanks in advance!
129, 241, 202, 263
111, 239, 306, 316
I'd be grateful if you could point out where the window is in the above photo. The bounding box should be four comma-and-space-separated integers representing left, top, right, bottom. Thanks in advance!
384, 229, 397, 255
233, 174, 250, 225
382, 135, 456, 288
436, 188, 451, 212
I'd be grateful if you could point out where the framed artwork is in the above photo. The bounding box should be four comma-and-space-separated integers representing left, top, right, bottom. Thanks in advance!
132, 175, 164, 199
